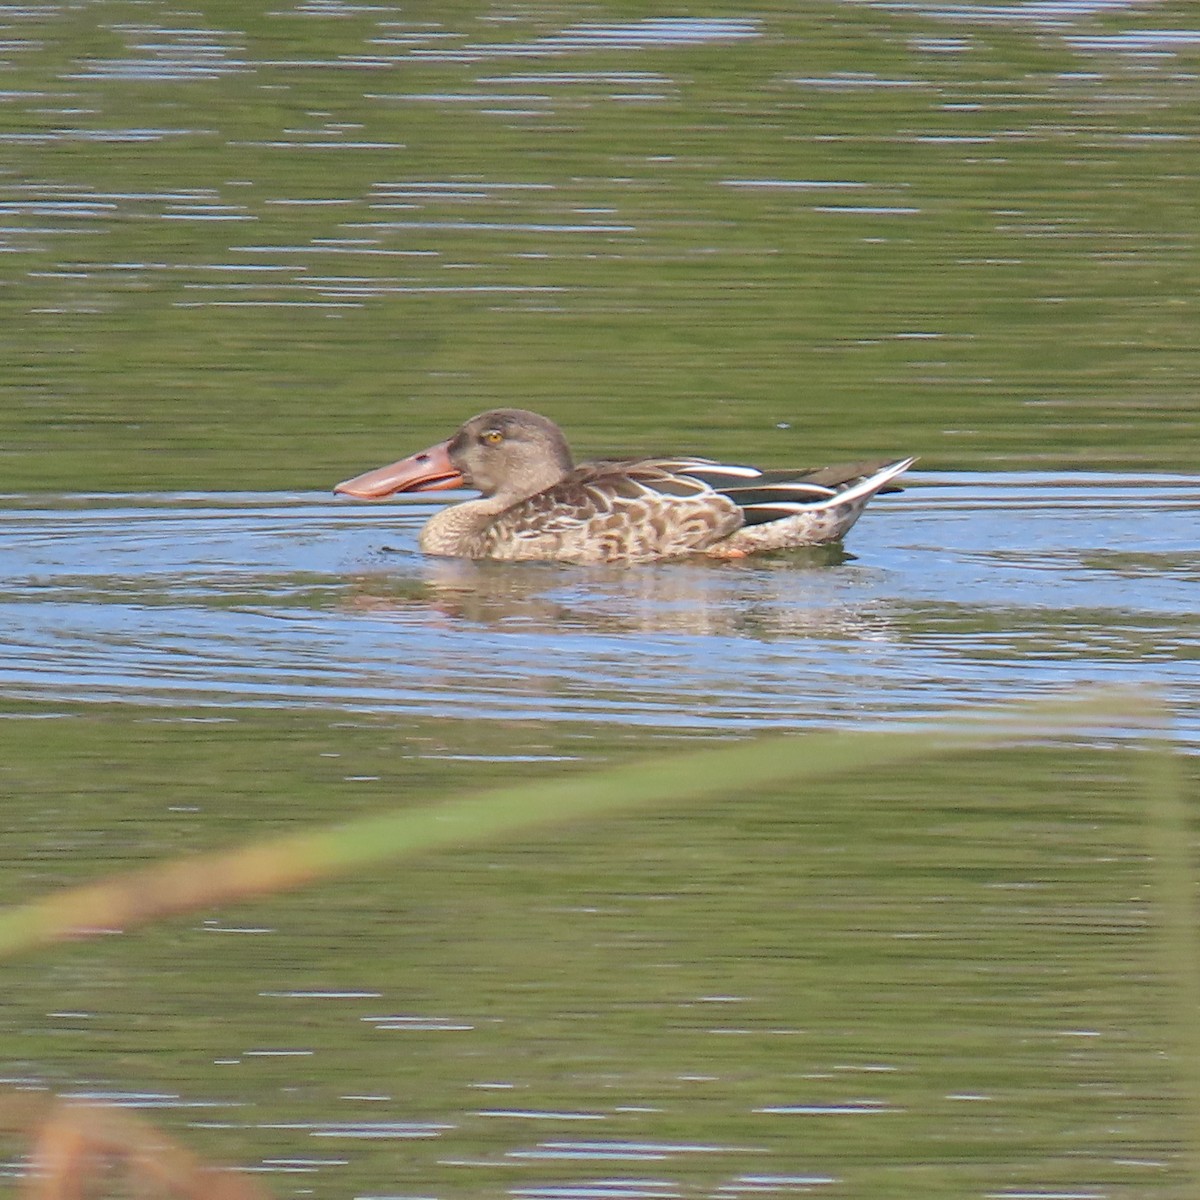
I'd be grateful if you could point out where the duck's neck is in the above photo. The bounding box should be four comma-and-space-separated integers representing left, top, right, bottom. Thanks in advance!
418, 495, 509, 556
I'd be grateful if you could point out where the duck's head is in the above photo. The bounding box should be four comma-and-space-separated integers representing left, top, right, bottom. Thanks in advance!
334, 408, 574, 501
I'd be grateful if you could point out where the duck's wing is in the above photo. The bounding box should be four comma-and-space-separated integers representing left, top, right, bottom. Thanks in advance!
786, 459, 909, 495
665, 457, 912, 526
481, 460, 742, 564
673, 456, 906, 493
706, 457, 916, 554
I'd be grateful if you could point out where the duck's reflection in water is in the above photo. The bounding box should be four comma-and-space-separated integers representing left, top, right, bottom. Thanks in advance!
340, 545, 897, 642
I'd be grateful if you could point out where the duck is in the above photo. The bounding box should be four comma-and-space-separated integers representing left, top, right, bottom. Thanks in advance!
334, 408, 914, 566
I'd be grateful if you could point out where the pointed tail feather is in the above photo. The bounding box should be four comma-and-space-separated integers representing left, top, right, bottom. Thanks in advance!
738, 457, 915, 525
712, 456, 916, 552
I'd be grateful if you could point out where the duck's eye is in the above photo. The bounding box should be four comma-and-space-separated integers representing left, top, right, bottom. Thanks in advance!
482, 429, 504, 446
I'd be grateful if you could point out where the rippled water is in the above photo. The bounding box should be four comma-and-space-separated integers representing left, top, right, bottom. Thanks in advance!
2, 2, 1199, 1196
2, 0, 1198, 489
2, 473, 1195, 739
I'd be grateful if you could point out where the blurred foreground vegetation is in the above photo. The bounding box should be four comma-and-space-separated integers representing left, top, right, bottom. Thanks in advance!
0, 695, 1197, 1196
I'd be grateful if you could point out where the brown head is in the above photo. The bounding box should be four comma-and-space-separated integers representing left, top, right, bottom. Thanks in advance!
446, 409, 573, 499
334, 408, 575, 503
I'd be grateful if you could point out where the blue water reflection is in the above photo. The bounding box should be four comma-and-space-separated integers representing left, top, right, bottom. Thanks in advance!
0, 474, 1194, 741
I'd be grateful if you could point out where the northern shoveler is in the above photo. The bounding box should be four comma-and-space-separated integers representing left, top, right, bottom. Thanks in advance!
334, 408, 914, 565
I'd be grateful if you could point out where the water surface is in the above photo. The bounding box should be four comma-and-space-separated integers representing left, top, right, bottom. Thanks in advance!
1, 474, 1195, 740
1, 1, 1199, 1196
0, 1, 1196, 488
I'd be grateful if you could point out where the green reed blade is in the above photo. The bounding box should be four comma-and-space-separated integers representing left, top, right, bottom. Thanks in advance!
0, 691, 1157, 962
1138, 722, 1200, 1189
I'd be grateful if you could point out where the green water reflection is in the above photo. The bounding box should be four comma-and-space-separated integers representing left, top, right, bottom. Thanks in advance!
0, 3, 1196, 490
1, 704, 1197, 1196
2, 3, 1199, 1196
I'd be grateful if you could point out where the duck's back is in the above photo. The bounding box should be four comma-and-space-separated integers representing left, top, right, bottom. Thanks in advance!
471, 460, 743, 565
